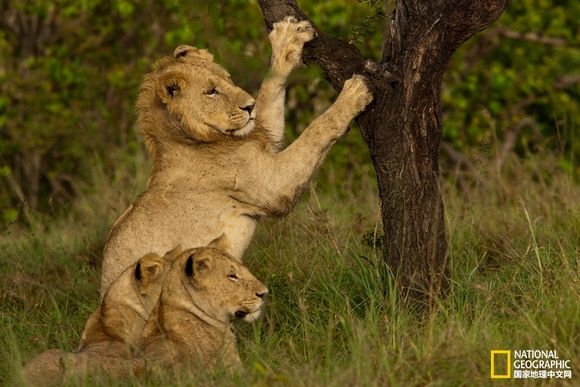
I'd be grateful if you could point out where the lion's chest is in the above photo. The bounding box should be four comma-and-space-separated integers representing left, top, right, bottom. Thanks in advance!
147, 191, 257, 260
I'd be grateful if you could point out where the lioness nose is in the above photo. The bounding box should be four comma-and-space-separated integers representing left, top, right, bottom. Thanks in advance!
241, 101, 255, 114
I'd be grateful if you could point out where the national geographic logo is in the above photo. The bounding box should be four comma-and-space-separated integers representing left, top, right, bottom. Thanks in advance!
490, 350, 573, 380
490, 350, 511, 379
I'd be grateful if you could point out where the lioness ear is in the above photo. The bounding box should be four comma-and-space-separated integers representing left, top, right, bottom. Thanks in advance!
185, 253, 213, 278
135, 262, 142, 281
185, 255, 194, 277
156, 71, 187, 104
135, 254, 164, 285
207, 234, 229, 251
173, 45, 214, 62
163, 244, 182, 262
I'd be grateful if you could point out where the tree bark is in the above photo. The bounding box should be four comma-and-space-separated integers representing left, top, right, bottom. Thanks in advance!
258, 0, 510, 302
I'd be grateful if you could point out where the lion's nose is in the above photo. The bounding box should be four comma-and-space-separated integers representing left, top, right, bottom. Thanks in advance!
240, 101, 255, 114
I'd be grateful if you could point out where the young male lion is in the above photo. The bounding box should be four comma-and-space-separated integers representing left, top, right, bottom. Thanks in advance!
139, 247, 268, 374
100, 17, 373, 294
21, 250, 175, 385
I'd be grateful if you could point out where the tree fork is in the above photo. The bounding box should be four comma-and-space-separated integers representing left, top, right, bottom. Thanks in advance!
258, 0, 510, 302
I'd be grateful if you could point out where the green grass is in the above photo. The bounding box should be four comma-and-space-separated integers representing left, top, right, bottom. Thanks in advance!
1, 151, 578, 386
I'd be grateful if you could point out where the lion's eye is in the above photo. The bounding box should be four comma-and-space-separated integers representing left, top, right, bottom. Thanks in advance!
205, 87, 218, 96
228, 273, 240, 281
166, 84, 180, 97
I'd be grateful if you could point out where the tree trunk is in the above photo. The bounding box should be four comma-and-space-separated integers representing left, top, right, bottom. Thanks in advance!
258, 0, 510, 302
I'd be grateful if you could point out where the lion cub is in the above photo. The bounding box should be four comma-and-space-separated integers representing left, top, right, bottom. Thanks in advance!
21, 250, 176, 386
78, 247, 180, 355
141, 247, 268, 374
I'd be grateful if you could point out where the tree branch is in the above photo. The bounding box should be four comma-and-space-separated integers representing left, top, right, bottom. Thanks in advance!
379, 0, 394, 63
257, 0, 510, 300
257, 0, 366, 90
495, 28, 569, 46
393, 0, 511, 71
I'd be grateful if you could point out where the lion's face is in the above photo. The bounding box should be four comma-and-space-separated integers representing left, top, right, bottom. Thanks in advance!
138, 45, 256, 149
170, 247, 268, 323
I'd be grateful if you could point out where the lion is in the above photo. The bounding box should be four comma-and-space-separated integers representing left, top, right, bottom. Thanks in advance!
139, 246, 268, 374
100, 16, 373, 294
21, 250, 176, 386
77, 247, 179, 355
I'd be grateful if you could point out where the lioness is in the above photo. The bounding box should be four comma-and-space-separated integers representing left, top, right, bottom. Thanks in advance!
77, 248, 178, 355
100, 17, 373, 293
21, 251, 174, 385
140, 247, 268, 373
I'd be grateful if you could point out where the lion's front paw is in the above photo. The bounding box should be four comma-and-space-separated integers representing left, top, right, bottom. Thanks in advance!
339, 74, 374, 113
269, 16, 316, 76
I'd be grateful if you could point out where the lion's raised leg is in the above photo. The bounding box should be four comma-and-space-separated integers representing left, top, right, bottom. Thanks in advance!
255, 16, 315, 148
233, 74, 373, 215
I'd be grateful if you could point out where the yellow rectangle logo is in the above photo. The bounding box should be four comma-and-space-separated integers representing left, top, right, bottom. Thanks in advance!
490, 350, 511, 379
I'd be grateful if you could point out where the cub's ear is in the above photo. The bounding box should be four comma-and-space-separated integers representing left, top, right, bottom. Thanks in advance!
185, 252, 213, 278
135, 254, 165, 285
156, 71, 187, 104
173, 45, 214, 62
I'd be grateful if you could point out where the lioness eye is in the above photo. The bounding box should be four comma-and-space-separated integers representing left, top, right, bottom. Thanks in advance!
228, 273, 240, 281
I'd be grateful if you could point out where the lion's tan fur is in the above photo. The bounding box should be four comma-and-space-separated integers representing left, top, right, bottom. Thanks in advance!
78, 250, 176, 354
141, 247, 268, 373
100, 17, 372, 295
21, 251, 175, 385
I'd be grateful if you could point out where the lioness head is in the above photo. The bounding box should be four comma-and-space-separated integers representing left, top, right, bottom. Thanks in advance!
163, 247, 268, 325
137, 45, 256, 157
99, 249, 177, 347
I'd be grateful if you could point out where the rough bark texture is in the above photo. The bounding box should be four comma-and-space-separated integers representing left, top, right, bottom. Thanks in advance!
258, 0, 510, 302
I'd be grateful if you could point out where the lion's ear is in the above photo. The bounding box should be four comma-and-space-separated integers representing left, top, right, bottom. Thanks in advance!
163, 245, 182, 262
173, 45, 214, 62
156, 71, 187, 104
207, 234, 228, 251
185, 253, 213, 278
135, 254, 164, 286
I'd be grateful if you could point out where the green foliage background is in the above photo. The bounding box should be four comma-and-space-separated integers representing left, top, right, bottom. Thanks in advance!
0, 2, 578, 385
0, 0, 578, 225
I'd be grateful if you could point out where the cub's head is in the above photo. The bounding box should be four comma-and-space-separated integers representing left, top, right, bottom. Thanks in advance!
101, 248, 178, 347
137, 45, 256, 156
165, 247, 268, 324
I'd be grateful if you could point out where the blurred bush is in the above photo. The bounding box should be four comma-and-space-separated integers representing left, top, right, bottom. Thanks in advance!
442, 0, 579, 176
0, 0, 578, 226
